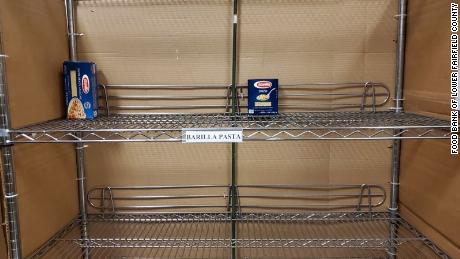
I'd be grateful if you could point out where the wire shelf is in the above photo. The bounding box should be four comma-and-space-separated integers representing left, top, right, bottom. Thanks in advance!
95, 82, 391, 114
11, 112, 449, 143
86, 184, 388, 214
28, 212, 449, 259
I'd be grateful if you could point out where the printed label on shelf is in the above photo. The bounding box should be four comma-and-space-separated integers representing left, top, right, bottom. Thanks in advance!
182, 128, 243, 143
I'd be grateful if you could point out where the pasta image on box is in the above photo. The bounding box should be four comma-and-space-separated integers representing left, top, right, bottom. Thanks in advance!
248, 79, 279, 115
63, 61, 98, 119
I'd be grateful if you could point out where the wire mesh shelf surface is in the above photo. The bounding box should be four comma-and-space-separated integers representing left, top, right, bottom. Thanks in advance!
28, 212, 449, 259
11, 112, 450, 143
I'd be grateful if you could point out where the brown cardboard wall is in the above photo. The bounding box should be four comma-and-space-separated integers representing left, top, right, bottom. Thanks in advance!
402, 0, 460, 257
0, 0, 78, 256
0, 234, 5, 259
76, 0, 396, 215
0, 0, 457, 257
0, 184, 6, 259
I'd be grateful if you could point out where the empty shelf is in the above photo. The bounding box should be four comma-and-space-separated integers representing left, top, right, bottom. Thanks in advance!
28, 212, 449, 259
11, 112, 450, 143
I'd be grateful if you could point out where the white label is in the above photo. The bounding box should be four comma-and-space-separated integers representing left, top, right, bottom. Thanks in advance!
182, 128, 243, 143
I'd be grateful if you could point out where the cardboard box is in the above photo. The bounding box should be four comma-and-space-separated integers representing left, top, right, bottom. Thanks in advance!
248, 79, 279, 115
63, 61, 98, 119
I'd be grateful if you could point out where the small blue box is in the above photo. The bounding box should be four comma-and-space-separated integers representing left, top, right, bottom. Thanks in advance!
248, 79, 279, 115
63, 61, 98, 119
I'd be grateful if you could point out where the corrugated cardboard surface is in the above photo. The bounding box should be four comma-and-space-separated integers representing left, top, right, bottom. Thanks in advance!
76, 0, 232, 84
402, 0, 460, 257
239, 0, 396, 85
404, 0, 456, 117
0, 0, 78, 256
0, 184, 6, 259
3, 0, 458, 258
400, 141, 460, 257
77, 0, 396, 214
85, 143, 232, 214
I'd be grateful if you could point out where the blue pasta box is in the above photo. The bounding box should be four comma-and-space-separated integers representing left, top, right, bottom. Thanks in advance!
248, 79, 279, 115
63, 61, 98, 119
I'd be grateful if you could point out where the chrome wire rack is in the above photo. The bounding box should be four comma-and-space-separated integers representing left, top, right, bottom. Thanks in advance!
10, 112, 450, 143
0, 0, 453, 258
95, 82, 391, 114
85, 184, 388, 213
28, 212, 449, 259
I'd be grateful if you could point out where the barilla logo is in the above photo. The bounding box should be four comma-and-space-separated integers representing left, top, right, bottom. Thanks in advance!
254, 81, 272, 89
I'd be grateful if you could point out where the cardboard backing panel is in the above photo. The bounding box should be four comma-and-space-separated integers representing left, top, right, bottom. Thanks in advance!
0, 0, 78, 256
77, 0, 396, 217
238, 0, 396, 84
404, 0, 455, 117
85, 143, 232, 214
0, 184, 6, 259
400, 140, 460, 258
12, 144, 78, 256
237, 141, 391, 212
402, 0, 460, 257
0, 0, 68, 128
76, 0, 233, 85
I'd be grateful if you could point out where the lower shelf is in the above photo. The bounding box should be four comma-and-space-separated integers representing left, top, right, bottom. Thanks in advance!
29, 212, 449, 259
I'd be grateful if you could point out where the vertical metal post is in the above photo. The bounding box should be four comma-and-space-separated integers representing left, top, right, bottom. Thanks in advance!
0, 33, 22, 259
231, 0, 239, 115
65, 0, 77, 61
393, 0, 408, 115
389, 136, 401, 259
230, 1, 239, 259
65, 1, 89, 258
75, 141, 89, 259
389, 0, 408, 258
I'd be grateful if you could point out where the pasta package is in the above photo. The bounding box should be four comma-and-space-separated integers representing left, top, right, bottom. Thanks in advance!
248, 79, 279, 115
63, 61, 98, 119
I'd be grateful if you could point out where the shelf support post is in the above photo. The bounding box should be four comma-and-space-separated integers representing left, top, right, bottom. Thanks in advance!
75, 140, 89, 259
65, 0, 77, 61
230, 0, 239, 258
0, 33, 22, 259
390, 0, 408, 258
65, 1, 89, 258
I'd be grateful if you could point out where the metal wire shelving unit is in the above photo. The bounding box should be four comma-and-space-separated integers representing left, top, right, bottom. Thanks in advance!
0, 0, 453, 259
9, 111, 450, 143
28, 212, 448, 259
26, 184, 450, 259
